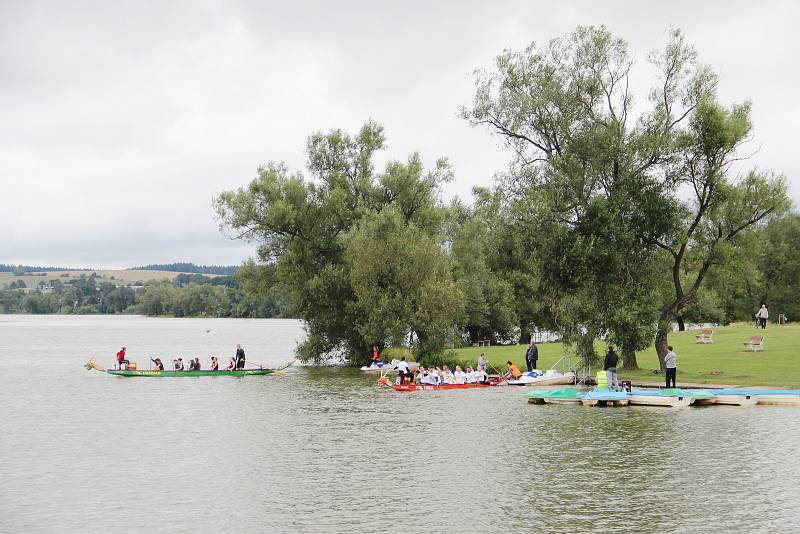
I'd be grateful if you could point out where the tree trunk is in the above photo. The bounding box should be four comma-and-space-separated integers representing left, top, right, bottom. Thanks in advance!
621, 345, 638, 370
654, 324, 670, 371
676, 315, 686, 331
656, 293, 696, 370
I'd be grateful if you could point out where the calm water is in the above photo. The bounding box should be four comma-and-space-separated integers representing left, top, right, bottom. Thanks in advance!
1, 315, 798, 533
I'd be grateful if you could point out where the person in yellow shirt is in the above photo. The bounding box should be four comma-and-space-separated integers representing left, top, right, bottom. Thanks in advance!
506, 360, 522, 380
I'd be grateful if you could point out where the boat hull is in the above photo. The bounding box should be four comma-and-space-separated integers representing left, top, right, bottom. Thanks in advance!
390, 381, 498, 391
582, 389, 629, 407
714, 394, 758, 407
711, 389, 800, 406
754, 394, 800, 406
106, 368, 276, 377
581, 398, 629, 407
508, 372, 575, 387
628, 395, 692, 407
542, 397, 582, 405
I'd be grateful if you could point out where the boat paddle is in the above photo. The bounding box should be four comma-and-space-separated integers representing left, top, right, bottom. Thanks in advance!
491, 366, 509, 386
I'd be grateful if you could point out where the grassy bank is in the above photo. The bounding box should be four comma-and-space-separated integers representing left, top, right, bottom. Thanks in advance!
451, 323, 800, 388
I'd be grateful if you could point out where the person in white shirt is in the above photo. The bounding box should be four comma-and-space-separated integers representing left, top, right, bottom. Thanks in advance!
664, 345, 678, 388
756, 304, 769, 329
432, 368, 442, 384
441, 365, 455, 384
419, 367, 436, 385
394, 357, 411, 384
475, 368, 488, 384
477, 353, 488, 372
453, 366, 466, 384
465, 367, 477, 383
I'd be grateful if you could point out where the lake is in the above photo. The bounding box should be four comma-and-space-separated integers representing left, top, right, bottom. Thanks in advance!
1, 315, 798, 533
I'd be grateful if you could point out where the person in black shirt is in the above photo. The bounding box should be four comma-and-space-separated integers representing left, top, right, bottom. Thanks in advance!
235, 344, 246, 369
603, 346, 619, 389
525, 341, 539, 372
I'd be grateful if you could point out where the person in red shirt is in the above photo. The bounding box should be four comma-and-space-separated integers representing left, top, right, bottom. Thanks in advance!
116, 346, 128, 369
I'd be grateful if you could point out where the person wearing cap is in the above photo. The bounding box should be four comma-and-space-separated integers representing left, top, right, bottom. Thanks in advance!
116, 346, 128, 369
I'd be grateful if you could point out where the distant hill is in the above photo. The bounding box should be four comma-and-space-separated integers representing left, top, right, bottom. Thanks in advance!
0, 264, 90, 273
129, 263, 238, 275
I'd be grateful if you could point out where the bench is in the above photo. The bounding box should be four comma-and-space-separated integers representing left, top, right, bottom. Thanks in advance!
695, 329, 714, 344
742, 335, 764, 352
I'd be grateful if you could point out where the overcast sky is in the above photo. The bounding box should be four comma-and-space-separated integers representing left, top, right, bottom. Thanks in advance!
2, 1, 798, 268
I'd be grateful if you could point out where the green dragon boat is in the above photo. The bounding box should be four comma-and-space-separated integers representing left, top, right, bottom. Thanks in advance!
86, 359, 294, 377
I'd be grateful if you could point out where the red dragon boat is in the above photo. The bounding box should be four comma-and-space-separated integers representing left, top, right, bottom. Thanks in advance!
383, 378, 504, 391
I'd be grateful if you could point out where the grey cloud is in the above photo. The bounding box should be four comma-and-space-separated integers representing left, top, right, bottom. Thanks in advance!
1, 1, 798, 267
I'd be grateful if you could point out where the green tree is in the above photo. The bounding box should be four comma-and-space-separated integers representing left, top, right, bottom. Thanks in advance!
215, 121, 454, 364
347, 208, 464, 356
462, 26, 696, 368
447, 199, 517, 344
137, 283, 177, 316
651, 100, 789, 365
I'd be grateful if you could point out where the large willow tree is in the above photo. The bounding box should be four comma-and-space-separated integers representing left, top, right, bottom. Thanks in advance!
463, 26, 788, 368
215, 121, 462, 364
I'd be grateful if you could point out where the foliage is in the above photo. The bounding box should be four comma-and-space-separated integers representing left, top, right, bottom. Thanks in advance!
0, 271, 289, 318
215, 121, 457, 364
462, 25, 790, 369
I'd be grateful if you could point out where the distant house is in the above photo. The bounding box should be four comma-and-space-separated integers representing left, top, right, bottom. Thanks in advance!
130, 285, 145, 292
18, 287, 37, 294
39, 283, 54, 294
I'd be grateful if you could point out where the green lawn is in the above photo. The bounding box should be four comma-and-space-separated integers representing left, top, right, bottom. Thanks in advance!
452, 323, 800, 388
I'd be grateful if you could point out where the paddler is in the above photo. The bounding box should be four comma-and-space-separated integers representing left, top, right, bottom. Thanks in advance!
116, 346, 128, 369
371, 345, 382, 367
234, 344, 246, 369
394, 356, 411, 384
506, 360, 522, 381
454, 366, 466, 384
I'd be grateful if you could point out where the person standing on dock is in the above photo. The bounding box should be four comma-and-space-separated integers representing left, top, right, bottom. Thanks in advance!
235, 344, 246, 369
525, 341, 539, 372
665, 346, 677, 388
603, 346, 619, 389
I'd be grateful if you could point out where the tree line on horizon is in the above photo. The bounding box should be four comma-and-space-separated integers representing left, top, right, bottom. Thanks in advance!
0, 270, 290, 318
129, 263, 239, 275
0, 262, 239, 276
215, 26, 796, 368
